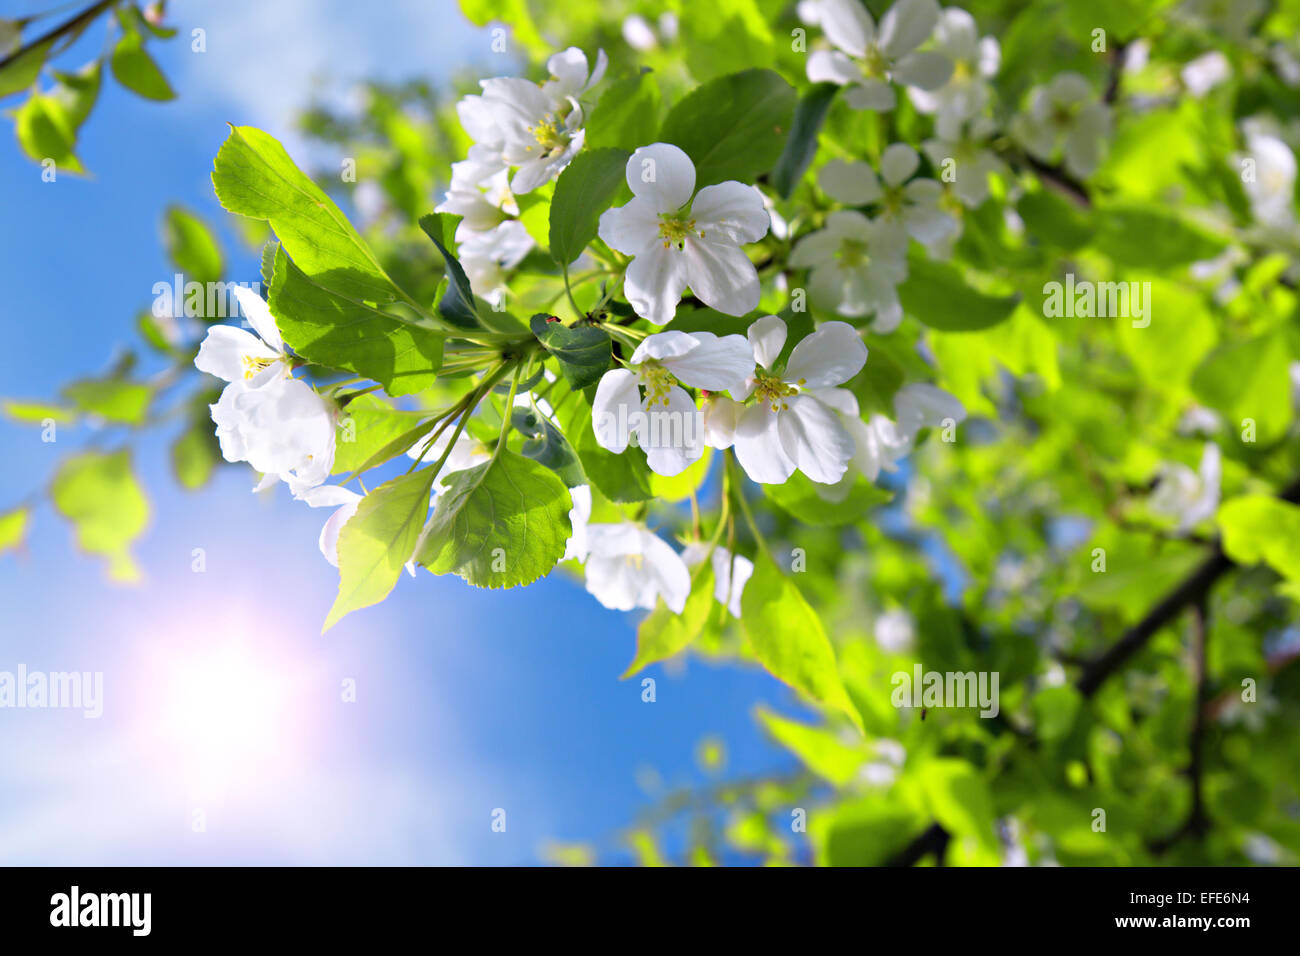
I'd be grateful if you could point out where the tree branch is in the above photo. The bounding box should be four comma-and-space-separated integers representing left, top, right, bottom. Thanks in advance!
0, 0, 118, 77
886, 822, 950, 867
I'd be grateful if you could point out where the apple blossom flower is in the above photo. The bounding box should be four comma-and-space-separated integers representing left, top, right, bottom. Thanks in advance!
789, 210, 909, 330
1181, 51, 1231, 98
299, 485, 362, 567
1149, 443, 1222, 532
892, 382, 966, 438
680, 543, 754, 618
806, 388, 910, 492
435, 158, 518, 237
597, 143, 770, 325
592, 329, 755, 476
582, 522, 691, 613
907, 8, 999, 138
195, 286, 290, 388
802, 0, 952, 112
729, 315, 867, 485
457, 220, 534, 306
563, 484, 592, 562
1011, 73, 1111, 179
849, 144, 959, 250
922, 117, 1007, 207
457, 47, 608, 195
210, 374, 336, 496
1236, 132, 1297, 228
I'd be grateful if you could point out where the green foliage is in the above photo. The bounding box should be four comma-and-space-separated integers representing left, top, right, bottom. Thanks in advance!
49, 450, 149, 582
529, 315, 610, 390
586, 73, 660, 152
624, 560, 717, 677
416, 449, 573, 589
163, 205, 223, 285
548, 147, 630, 267
110, 30, 173, 101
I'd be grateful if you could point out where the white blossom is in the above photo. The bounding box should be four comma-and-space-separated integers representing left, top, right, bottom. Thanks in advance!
598, 143, 770, 325
922, 116, 1007, 208
457, 220, 534, 305
907, 8, 999, 138
299, 485, 362, 567
803, 0, 953, 111
194, 286, 289, 387
1011, 73, 1111, 179
1150, 443, 1222, 532
582, 522, 691, 613
210, 375, 336, 496
680, 544, 754, 618
789, 210, 908, 330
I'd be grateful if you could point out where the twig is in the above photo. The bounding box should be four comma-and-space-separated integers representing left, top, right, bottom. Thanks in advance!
0, 0, 116, 76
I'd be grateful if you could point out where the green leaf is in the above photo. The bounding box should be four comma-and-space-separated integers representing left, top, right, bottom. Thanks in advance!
771, 83, 837, 198
623, 560, 716, 677
512, 405, 585, 487
60, 379, 152, 425
14, 94, 84, 173
586, 72, 660, 152
0, 507, 30, 554
1033, 685, 1084, 743
1218, 496, 1300, 584
658, 68, 796, 188
918, 759, 998, 858
415, 449, 572, 589
49, 450, 149, 582
110, 31, 174, 100
897, 258, 1020, 331
679, 0, 776, 82
765, 471, 892, 526
741, 554, 862, 732
417, 213, 482, 329
325, 468, 435, 631
172, 421, 219, 490
49, 60, 102, 134
561, 392, 654, 503
1093, 203, 1226, 269
549, 147, 630, 267
851, 339, 905, 415
2, 399, 76, 424
268, 246, 443, 396
1016, 188, 1094, 250
213, 125, 409, 305
530, 314, 611, 390
332, 394, 423, 475
0, 37, 52, 98
1191, 331, 1292, 445
163, 204, 223, 285
756, 707, 867, 786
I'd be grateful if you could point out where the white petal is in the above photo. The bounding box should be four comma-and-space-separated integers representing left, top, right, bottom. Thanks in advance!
318, 498, 362, 568
597, 196, 661, 255
690, 182, 770, 245
747, 314, 788, 368
784, 321, 868, 386
845, 79, 896, 110
195, 325, 277, 383
639, 385, 704, 477
711, 548, 754, 618
299, 485, 362, 509
734, 403, 796, 484
627, 143, 696, 213
703, 395, 742, 448
639, 531, 692, 614
879, 0, 940, 58
894, 382, 965, 436
817, 159, 883, 205
819, 0, 874, 57
807, 49, 864, 87
546, 47, 591, 97
625, 242, 690, 325
562, 485, 592, 562
231, 285, 283, 353
778, 394, 855, 484
891, 50, 953, 90
637, 331, 756, 390
880, 143, 920, 186
592, 368, 641, 453
682, 238, 760, 317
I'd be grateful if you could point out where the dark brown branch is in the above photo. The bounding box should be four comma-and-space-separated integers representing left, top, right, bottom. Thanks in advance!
0, 0, 118, 77
886, 822, 950, 867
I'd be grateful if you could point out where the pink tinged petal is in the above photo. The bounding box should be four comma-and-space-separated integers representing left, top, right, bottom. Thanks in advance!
625, 242, 690, 325
638, 385, 704, 477
626, 143, 696, 213
806, 49, 864, 86
598, 197, 662, 255
785, 321, 868, 386
817, 159, 883, 205
682, 238, 760, 317
195, 325, 276, 383
657, 332, 756, 390
639, 531, 691, 614
878, 0, 940, 58
747, 314, 788, 368
891, 50, 953, 90
592, 368, 641, 453
819, 0, 874, 57
778, 394, 855, 484
703, 396, 742, 448
734, 403, 796, 484
231, 286, 283, 352
880, 143, 920, 186
690, 182, 770, 245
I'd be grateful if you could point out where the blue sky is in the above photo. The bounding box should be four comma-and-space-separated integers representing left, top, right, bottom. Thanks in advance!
0, 0, 807, 864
